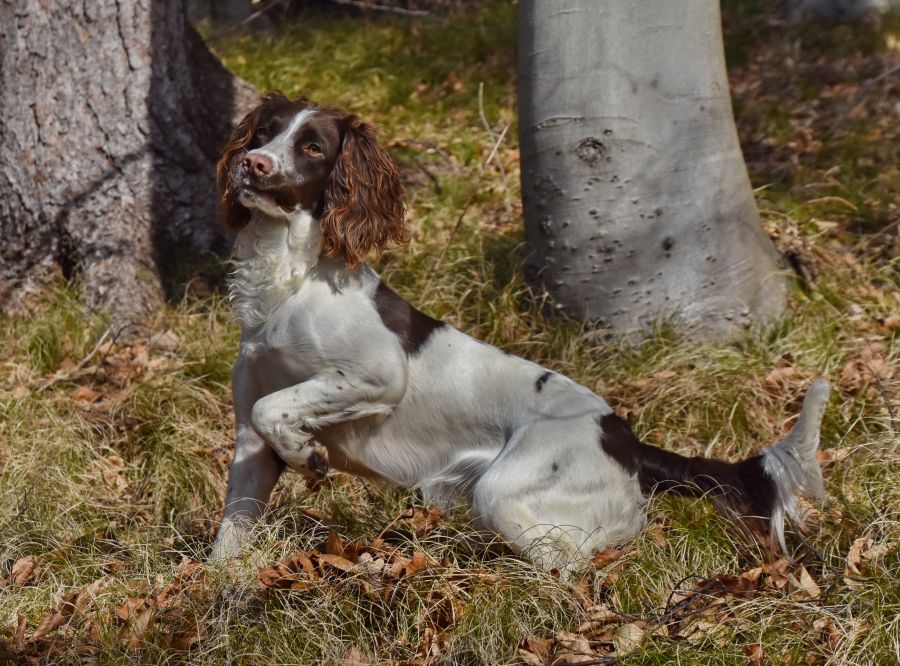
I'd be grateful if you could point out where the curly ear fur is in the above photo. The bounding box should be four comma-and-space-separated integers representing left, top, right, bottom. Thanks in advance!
320, 118, 407, 268
215, 92, 291, 232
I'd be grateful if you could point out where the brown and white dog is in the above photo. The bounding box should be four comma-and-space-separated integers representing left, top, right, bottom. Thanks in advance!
211, 93, 829, 572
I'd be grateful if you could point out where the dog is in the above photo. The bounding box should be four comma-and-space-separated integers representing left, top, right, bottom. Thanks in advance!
210, 92, 829, 572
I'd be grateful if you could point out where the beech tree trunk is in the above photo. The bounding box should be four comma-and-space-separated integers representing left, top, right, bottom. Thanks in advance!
518, 0, 788, 338
0, 0, 256, 319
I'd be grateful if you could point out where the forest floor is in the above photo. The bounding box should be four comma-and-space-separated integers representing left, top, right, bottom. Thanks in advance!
1, 2, 898, 664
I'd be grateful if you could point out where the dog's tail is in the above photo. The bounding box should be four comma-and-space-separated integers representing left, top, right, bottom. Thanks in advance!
599, 380, 830, 551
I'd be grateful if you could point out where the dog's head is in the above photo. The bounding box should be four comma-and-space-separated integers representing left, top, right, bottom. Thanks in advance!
217, 92, 406, 267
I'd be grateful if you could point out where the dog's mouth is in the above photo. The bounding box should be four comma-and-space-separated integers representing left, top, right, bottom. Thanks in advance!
237, 182, 299, 214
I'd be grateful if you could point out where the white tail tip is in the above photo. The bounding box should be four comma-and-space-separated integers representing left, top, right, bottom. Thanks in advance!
762, 379, 831, 552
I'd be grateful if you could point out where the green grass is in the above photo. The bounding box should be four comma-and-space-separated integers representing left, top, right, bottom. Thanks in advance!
2, 2, 899, 664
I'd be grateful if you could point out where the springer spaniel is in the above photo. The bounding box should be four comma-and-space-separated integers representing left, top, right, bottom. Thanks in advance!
211, 93, 829, 571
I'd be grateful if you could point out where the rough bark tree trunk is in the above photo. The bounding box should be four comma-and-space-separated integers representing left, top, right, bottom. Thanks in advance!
0, 0, 256, 320
518, 0, 788, 338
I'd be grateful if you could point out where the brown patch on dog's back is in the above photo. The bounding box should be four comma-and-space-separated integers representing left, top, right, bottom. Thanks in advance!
374, 281, 444, 355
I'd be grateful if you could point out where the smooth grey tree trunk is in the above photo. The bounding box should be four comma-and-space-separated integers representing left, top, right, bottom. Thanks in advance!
518, 0, 788, 338
0, 0, 256, 319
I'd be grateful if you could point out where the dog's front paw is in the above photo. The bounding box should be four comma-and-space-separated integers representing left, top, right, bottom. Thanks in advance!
270, 430, 328, 478
211, 519, 252, 560
284, 442, 328, 481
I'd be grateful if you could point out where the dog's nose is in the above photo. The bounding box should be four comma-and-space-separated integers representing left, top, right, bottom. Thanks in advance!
243, 153, 273, 177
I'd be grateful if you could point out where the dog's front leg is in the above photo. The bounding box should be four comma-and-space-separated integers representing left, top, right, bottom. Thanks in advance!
250, 367, 405, 475
211, 423, 284, 560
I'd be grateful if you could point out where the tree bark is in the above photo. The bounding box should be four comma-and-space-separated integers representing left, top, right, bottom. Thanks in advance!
0, 0, 256, 320
518, 0, 788, 338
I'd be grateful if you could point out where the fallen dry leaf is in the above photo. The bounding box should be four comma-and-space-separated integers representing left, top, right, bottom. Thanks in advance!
590, 548, 623, 569
405, 551, 430, 577
9, 555, 37, 587
14, 615, 26, 651
764, 558, 791, 591
148, 329, 181, 352
31, 577, 109, 642
765, 366, 797, 387
70, 385, 101, 403
683, 617, 728, 645
258, 552, 317, 590
839, 343, 895, 394
87, 455, 129, 493
845, 536, 869, 576
116, 597, 148, 621
816, 447, 849, 465
794, 566, 822, 599
318, 553, 356, 573
746, 642, 764, 666
813, 617, 842, 654
646, 523, 667, 547
613, 621, 647, 655
122, 606, 156, 650
578, 603, 621, 634
340, 644, 367, 666
554, 631, 595, 664
518, 648, 545, 666
326, 530, 349, 557
172, 621, 204, 651
408, 505, 444, 536
844, 535, 891, 588
519, 636, 553, 665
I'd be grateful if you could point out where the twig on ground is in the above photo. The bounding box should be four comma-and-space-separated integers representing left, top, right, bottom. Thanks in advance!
89, 322, 144, 383
416, 160, 443, 195
398, 139, 456, 164
555, 656, 618, 665
376, 508, 416, 541
828, 61, 900, 134
785, 515, 830, 567
853, 217, 900, 254
870, 371, 898, 435
36, 326, 114, 392
477, 82, 511, 213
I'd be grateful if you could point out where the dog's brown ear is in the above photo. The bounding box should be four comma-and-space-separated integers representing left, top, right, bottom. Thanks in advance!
216, 92, 290, 232
320, 118, 407, 268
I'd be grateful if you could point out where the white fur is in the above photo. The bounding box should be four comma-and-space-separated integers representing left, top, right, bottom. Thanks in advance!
228, 210, 322, 330
762, 380, 830, 551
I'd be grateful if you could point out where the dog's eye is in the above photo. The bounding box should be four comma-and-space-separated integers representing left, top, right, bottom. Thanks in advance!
256, 127, 270, 143
306, 143, 323, 156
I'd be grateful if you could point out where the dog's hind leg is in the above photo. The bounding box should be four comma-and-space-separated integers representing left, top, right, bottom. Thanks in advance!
471, 415, 647, 574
